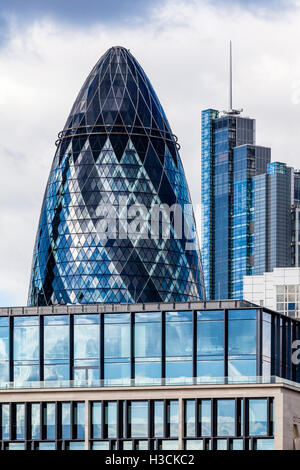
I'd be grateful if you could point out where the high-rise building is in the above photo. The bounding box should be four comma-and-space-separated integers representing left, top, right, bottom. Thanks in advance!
201, 109, 270, 300
1, 45, 300, 452
253, 162, 292, 276
28, 46, 205, 306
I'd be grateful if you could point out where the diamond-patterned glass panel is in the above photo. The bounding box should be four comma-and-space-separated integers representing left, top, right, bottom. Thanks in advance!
28, 46, 205, 305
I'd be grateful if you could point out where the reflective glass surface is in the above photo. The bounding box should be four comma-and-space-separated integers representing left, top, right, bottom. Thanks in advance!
74, 402, 85, 439
44, 315, 69, 381
249, 399, 268, 436
74, 314, 100, 379
105, 402, 117, 438
92, 402, 102, 439
31, 404, 40, 440
134, 312, 161, 381
199, 400, 211, 436
28, 46, 205, 306
197, 310, 224, 377
62, 403, 71, 439
14, 316, 39, 382
44, 403, 55, 440
129, 401, 148, 438
0, 318, 9, 383
217, 400, 235, 436
168, 401, 178, 437
166, 312, 192, 380
16, 404, 25, 440
185, 400, 195, 437
154, 401, 164, 437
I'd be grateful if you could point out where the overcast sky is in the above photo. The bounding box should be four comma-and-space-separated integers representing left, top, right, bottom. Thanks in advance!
0, 0, 299, 306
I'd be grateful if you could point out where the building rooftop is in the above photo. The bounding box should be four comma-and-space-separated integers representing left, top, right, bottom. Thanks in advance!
0, 299, 294, 320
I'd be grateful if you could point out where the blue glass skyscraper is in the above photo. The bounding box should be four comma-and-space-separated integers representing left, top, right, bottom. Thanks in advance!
201, 109, 271, 299
28, 46, 205, 306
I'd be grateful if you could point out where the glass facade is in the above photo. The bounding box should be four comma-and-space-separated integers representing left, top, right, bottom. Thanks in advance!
0, 305, 298, 384
0, 397, 271, 450
201, 109, 271, 300
183, 398, 273, 450
28, 46, 205, 306
253, 162, 292, 276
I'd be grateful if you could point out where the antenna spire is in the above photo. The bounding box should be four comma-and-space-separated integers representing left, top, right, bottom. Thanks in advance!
222, 41, 243, 116
229, 40, 233, 111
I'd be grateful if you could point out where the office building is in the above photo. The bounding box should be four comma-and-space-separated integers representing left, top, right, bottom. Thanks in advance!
244, 267, 300, 318
28, 46, 205, 306
1, 45, 300, 452
201, 108, 271, 300
0, 300, 299, 450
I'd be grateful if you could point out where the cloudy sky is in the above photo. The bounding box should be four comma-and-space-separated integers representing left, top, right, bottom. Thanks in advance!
0, 0, 300, 306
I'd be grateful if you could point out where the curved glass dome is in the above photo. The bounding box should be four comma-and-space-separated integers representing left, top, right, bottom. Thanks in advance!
28, 46, 205, 305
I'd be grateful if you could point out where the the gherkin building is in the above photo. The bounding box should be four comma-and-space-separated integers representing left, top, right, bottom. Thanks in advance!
28, 46, 205, 306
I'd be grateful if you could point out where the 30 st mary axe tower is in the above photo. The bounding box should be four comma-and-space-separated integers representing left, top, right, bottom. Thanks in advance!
28, 46, 205, 306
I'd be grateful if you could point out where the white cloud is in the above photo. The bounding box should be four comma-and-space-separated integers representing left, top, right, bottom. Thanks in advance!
0, 0, 300, 305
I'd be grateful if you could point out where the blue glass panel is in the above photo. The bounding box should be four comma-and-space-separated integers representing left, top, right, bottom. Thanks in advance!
228, 359, 256, 377
74, 321, 99, 360
134, 320, 161, 358
92, 402, 102, 439
197, 317, 224, 356
154, 401, 164, 437
62, 403, 71, 439
199, 400, 211, 436
74, 402, 85, 439
197, 310, 224, 321
228, 310, 257, 320
217, 400, 235, 436
105, 402, 117, 438
31, 404, 40, 440
104, 320, 130, 358
197, 360, 224, 378
135, 362, 161, 381
37, 442, 56, 450
45, 403, 56, 440
166, 321, 192, 357
254, 439, 274, 450
104, 362, 130, 383
1, 404, 9, 440
74, 315, 99, 324
228, 319, 256, 355
130, 401, 148, 438
16, 404, 25, 440
249, 399, 268, 436
185, 400, 195, 437
166, 361, 193, 380
168, 401, 178, 437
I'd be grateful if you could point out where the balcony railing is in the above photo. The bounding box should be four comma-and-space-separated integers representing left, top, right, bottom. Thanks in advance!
0, 375, 298, 390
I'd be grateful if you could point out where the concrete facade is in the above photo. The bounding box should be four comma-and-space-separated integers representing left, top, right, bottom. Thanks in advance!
243, 267, 300, 318
0, 381, 299, 450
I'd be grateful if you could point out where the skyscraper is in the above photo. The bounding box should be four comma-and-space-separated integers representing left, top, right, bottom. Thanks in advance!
201, 108, 271, 300
28, 46, 205, 306
253, 162, 292, 276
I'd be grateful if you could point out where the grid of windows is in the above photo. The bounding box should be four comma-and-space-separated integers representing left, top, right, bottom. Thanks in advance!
276, 285, 300, 318
28, 46, 204, 307
0, 309, 261, 384
183, 398, 274, 450
0, 402, 85, 450
0, 397, 276, 450
0, 306, 298, 385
